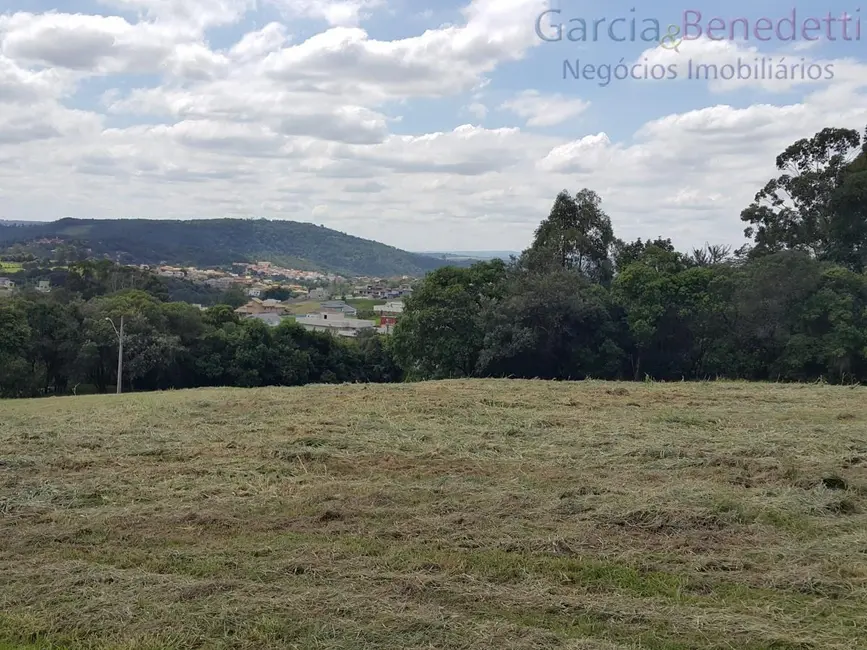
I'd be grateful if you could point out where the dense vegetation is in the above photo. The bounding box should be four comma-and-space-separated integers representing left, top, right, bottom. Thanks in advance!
0, 218, 457, 277
394, 126, 867, 384
2, 258, 225, 305
1, 125, 866, 397
0, 261, 399, 398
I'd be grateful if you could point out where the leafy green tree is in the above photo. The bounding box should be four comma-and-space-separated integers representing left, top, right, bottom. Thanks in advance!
225, 319, 273, 387
392, 260, 508, 379
521, 189, 615, 282
741, 126, 865, 269
613, 244, 734, 379
476, 269, 622, 379
826, 147, 867, 271
740, 261, 867, 382
0, 302, 34, 397
269, 322, 314, 386
613, 237, 676, 273
74, 317, 120, 393
264, 287, 292, 301
729, 251, 824, 379
204, 304, 240, 327
804, 267, 867, 381
688, 244, 734, 267
672, 266, 739, 378
355, 330, 403, 382
613, 252, 680, 380
220, 285, 248, 308
22, 300, 82, 394
190, 324, 237, 386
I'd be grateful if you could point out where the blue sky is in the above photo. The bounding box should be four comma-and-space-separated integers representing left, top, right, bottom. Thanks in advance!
1, 0, 866, 252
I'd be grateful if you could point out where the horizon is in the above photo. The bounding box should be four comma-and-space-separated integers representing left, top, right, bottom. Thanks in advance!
0, 214, 733, 255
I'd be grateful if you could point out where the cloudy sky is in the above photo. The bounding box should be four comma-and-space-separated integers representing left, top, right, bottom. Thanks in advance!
1, 0, 865, 252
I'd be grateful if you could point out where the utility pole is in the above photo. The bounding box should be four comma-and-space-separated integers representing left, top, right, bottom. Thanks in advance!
106, 315, 124, 394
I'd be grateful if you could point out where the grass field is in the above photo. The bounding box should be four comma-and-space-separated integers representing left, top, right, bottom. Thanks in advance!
0, 261, 23, 273
283, 301, 321, 315
346, 298, 387, 311
2, 380, 866, 649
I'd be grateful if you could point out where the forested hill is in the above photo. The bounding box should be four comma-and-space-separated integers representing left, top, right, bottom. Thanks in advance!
0, 218, 456, 276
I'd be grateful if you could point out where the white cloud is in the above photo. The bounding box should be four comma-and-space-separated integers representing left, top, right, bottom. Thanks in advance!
501, 90, 589, 127
537, 133, 614, 173
0, 12, 196, 74
269, 0, 385, 26
466, 102, 488, 119
229, 23, 290, 61
1, 0, 866, 253
0, 55, 70, 102
97, 0, 256, 30
340, 125, 556, 176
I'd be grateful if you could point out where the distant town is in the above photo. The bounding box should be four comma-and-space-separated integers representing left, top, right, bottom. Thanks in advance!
1, 256, 415, 338
150, 260, 414, 336
151, 260, 413, 300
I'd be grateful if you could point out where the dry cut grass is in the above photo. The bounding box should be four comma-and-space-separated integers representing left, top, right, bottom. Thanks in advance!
2, 380, 867, 649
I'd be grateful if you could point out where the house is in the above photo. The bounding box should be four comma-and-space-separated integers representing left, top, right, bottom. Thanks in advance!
158, 266, 185, 278
234, 298, 285, 316
319, 300, 358, 317
308, 287, 331, 301
206, 277, 235, 289
36, 280, 50, 293
374, 301, 404, 333
355, 283, 410, 300
248, 312, 286, 327
355, 284, 390, 299
295, 311, 374, 338
0, 277, 15, 296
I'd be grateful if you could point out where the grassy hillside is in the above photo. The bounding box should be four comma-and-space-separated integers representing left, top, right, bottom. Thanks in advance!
2, 380, 866, 649
0, 218, 460, 277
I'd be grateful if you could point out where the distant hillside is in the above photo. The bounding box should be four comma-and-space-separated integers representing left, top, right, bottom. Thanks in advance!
418, 250, 519, 261
0, 218, 460, 277
0, 220, 40, 227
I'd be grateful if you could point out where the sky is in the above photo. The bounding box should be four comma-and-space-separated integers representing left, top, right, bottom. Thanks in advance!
1, 0, 866, 253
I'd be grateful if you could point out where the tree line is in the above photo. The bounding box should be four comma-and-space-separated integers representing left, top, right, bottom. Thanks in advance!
1, 124, 866, 397
392, 126, 867, 383
0, 261, 399, 398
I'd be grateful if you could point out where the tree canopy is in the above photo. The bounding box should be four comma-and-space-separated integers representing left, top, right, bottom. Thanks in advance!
741, 126, 867, 270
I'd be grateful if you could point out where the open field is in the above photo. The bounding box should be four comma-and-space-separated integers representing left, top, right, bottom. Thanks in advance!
346, 298, 387, 311
2, 380, 867, 649
283, 300, 321, 315
0, 261, 22, 273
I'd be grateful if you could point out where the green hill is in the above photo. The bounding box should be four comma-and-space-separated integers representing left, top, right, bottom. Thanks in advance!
0, 218, 462, 276
2, 380, 866, 649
